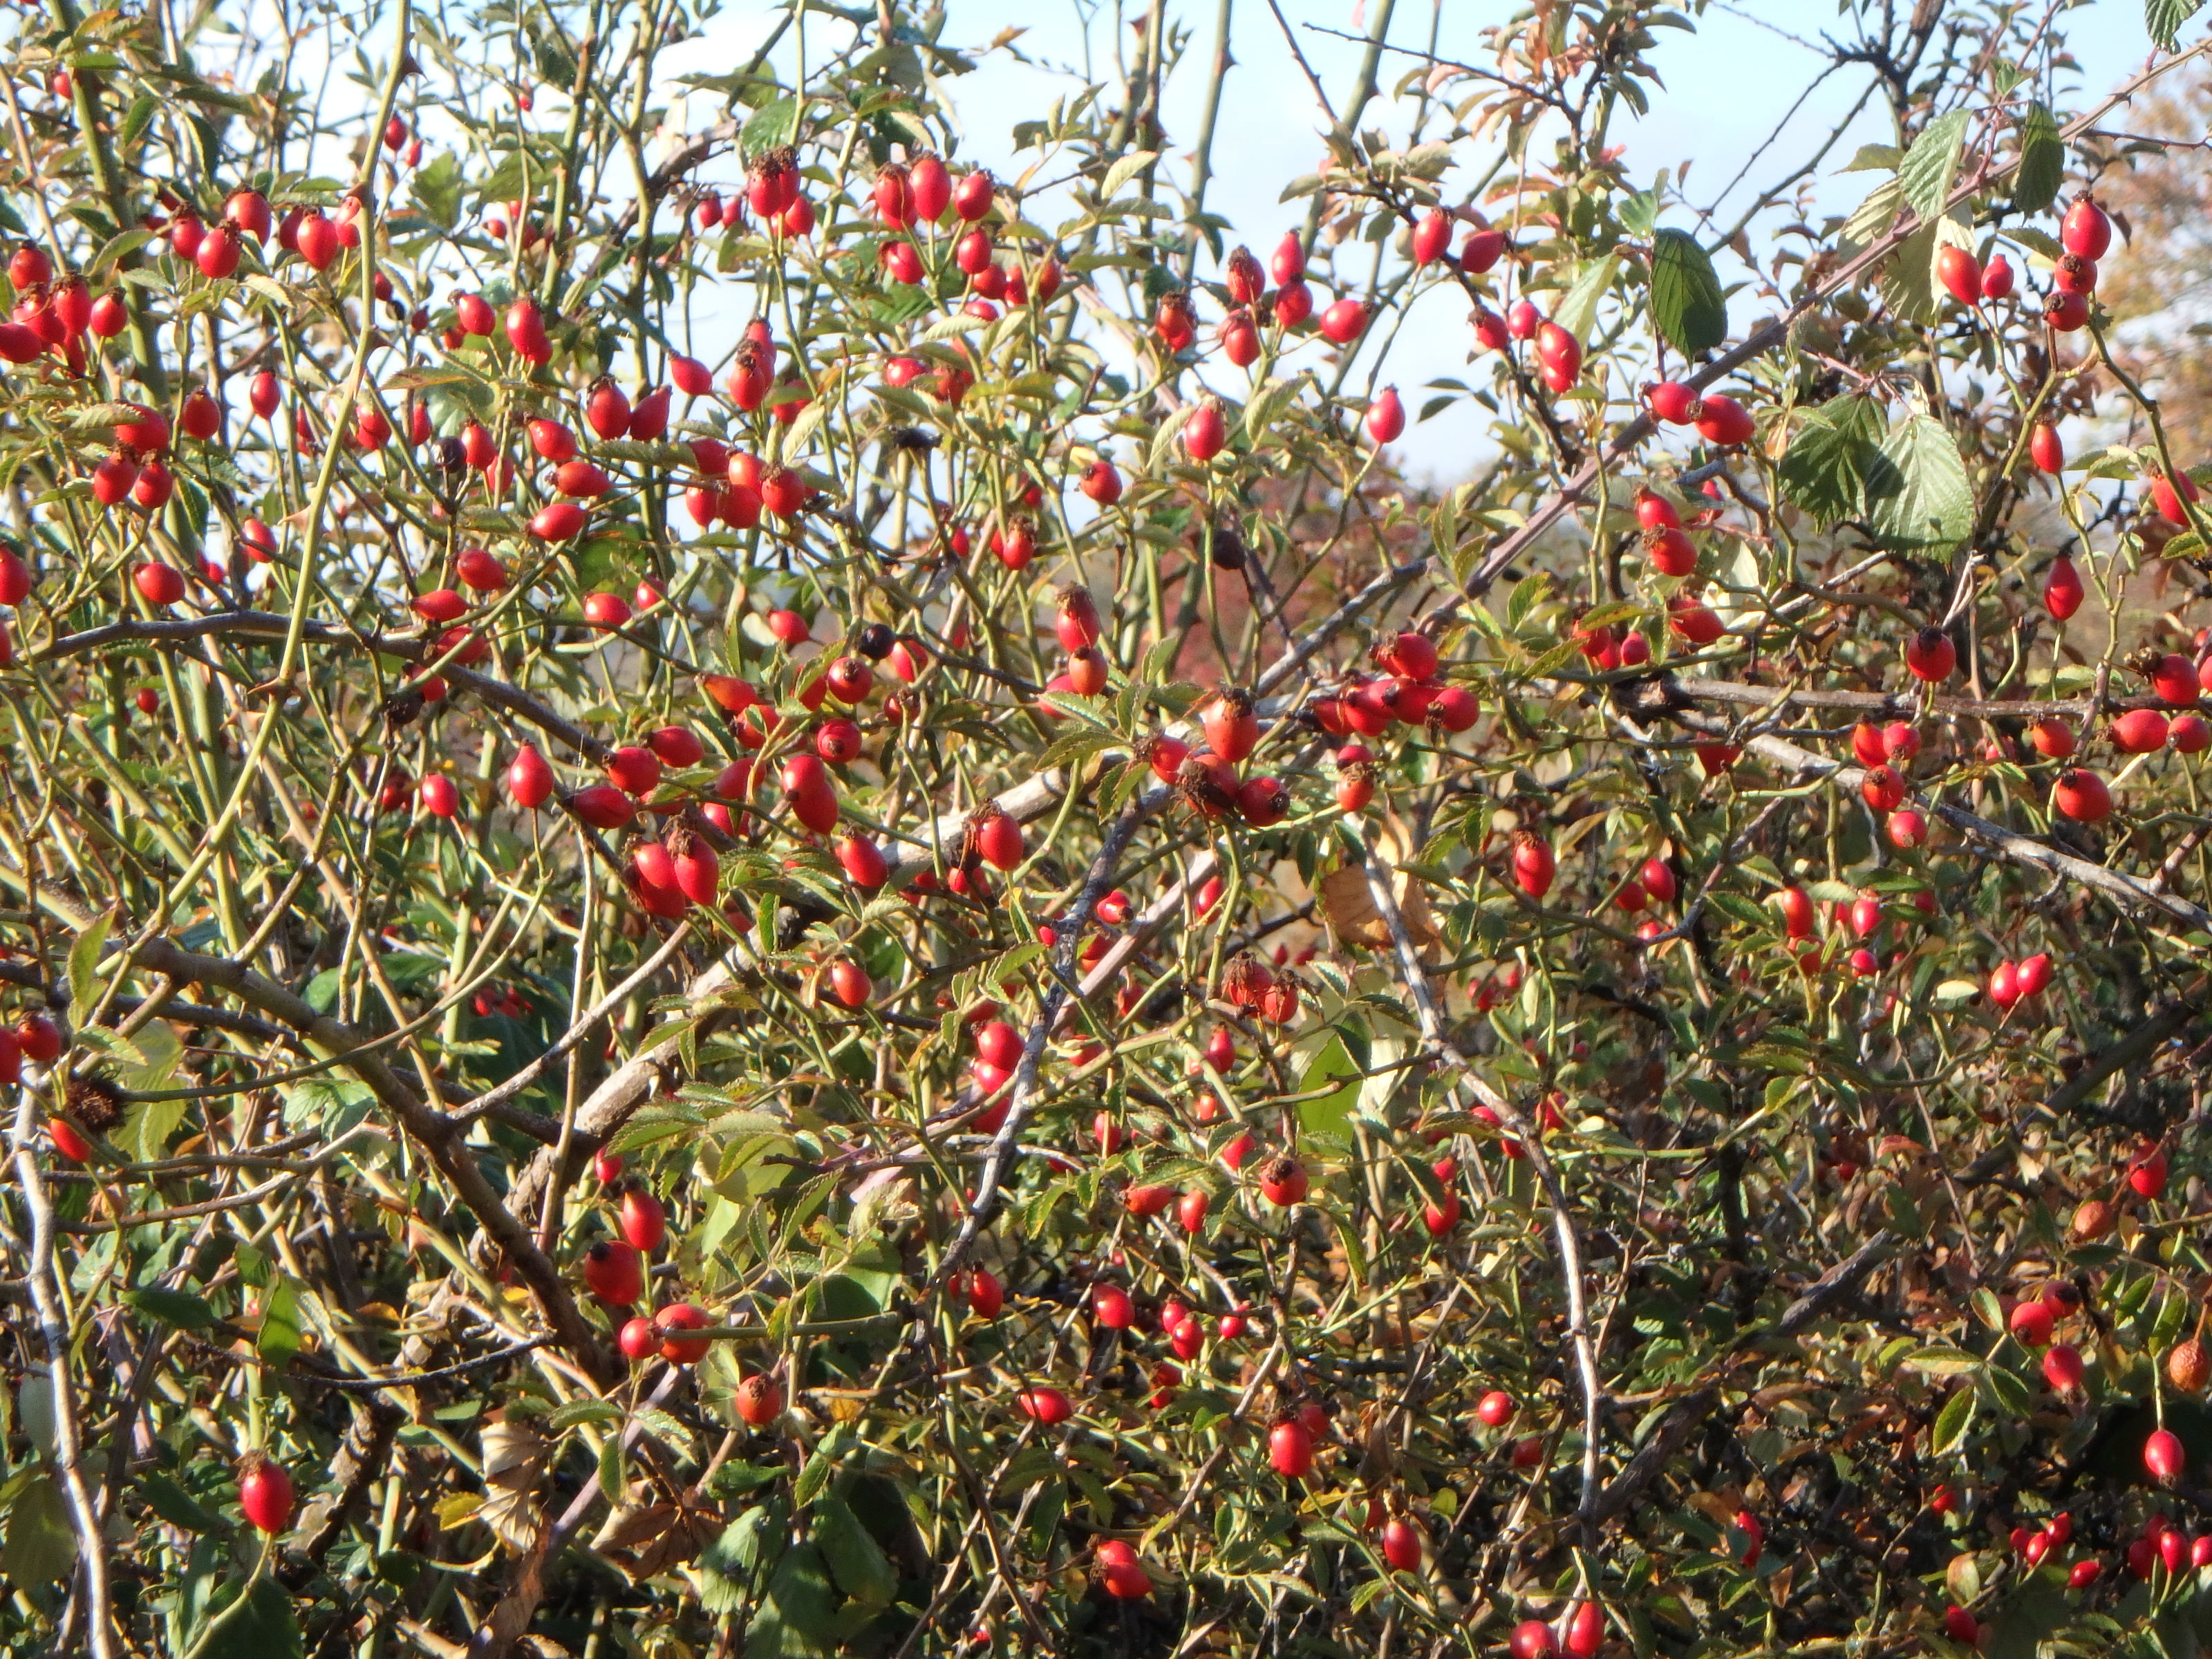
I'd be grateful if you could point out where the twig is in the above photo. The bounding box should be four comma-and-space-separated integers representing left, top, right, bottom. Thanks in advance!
926, 791, 1158, 1295
450, 921, 693, 1123
8, 1079, 118, 1659
1344, 821, 1606, 1548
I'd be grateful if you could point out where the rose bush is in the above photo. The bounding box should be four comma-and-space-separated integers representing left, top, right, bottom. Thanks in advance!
3, 0, 2212, 1655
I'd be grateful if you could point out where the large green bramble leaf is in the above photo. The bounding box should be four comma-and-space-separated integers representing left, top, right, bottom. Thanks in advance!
2148, 0, 2207, 51
1899, 109, 1969, 223
1865, 411, 1975, 554
1648, 229, 1725, 355
749, 1541, 838, 1658
814, 1492, 896, 1611
1777, 395, 1884, 525
2012, 102, 2062, 214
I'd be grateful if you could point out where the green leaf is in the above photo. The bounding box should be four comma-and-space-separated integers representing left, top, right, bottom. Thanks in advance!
814, 1492, 897, 1610
198, 1575, 302, 1659
1295, 1034, 1361, 1139
15, 1376, 52, 1460
1648, 229, 1725, 355
1877, 221, 1940, 324
120, 1022, 186, 1159
126, 1286, 214, 1329
1931, 1385, 1976, 1454
1550, 252, 1622, 346
1903, 1347, 1983, 1378
67, 908, 111, 1033
750, 1541, 838, 1658
136, 1470, 220, 1533
411, 150, 465, 232
742, 97, 800, 159
1865, 412, 1975, 554
709, 1461, 783, 1498
1947, 1550, 1982, 1604
118, 91, 158, 147
1839, 143, 1901, 173
2, 1474, 75, 1586
532, 35, 577, 91
1982, 1584, 2068, 1659
256, 1276, 302, 1367
696, 1507, 771, 1615
1098, 150, 1160, 200
1841, 177, 1904, 251
2012, 102, 2063, 215
598, 1433, 626, 1502
1899, 109, 1970, 223
279, 1076, 374, 1135
88, 227, 152, 279
2148, 0, 2208, 52
1777, 396, 1884, 525
1243, 374, 1302, 443
544, 1398, 624, 1432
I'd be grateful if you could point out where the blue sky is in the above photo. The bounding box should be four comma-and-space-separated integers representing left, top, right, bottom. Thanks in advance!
692, 1, 2177, 481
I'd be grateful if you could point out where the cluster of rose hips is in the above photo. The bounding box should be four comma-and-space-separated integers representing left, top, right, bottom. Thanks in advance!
1506, 827, 1683, 946
1933, 189, 2108, 337
574, 1150, 780, 1419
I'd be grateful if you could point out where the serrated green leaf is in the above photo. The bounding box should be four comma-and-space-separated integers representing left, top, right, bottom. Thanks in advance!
1296, 1034, 1360, 1139
198, 1575, 302, 1659
2148, 0, 2207, 52
1899, 110, 1971, 223
814, 1492, 897, 1609
2012, 102, 2063, 214
1551, 252, 1622, 346
279, 1076, 373, 1136
1842, 177, 1905, 251
1035, 727, 1117, 772
1098, 150, 1159, 200
66, 908, 111, 1028
1877, 221, 1940, 324
1947, 1550, 1982, 1604
1931, 1384, 1976, 1453
126, 1286, 214, 1329
120, 1017, 180, 1096
410, 149, 465, 231
794, 1444, 835, 1508
118, 92, 158, 148
1777, 395, 1883, 525
545, 1398, 624, 1432
1839, 143, 1902, 174
1648, 230, 1725, 355
1146, 401, 1198, 473
1904, 1347, 1983, 1378
751, 1541, 838, 1657
88, 227, 152, 278
597, 1433, 625, 1501
1243, 375, 1301, 442
1866, 411, 1974, 554
256, 1276, 301, 1367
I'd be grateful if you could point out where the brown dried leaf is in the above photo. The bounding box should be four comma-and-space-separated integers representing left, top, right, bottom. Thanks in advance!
1684, 1490, 1738, 1528
592, 1495, 720, 1581
1318, 817, 1441, 952
478, 1420, 545, 1554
